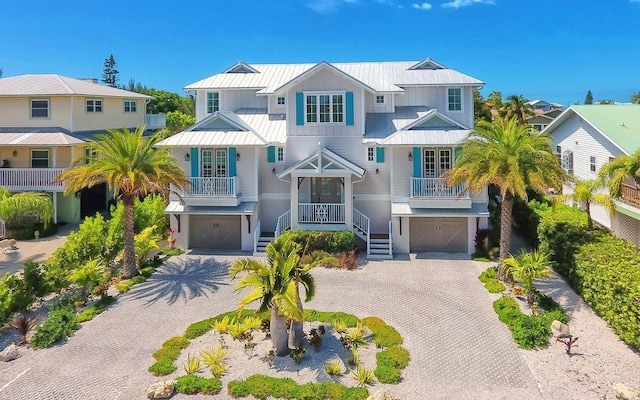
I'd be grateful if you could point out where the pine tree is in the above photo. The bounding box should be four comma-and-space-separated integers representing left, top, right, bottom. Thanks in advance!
101, 55, 119, 87
584, 90, 593, 105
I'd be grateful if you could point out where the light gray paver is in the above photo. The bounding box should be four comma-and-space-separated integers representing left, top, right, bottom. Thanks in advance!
0, 254, 543, 399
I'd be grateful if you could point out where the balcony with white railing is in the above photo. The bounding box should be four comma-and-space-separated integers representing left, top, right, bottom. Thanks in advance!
181, 176, 241, 207
298, 203, 345, 224
145, 114, 166, 130
409, 177, 471, 209
0, 168, 67, 191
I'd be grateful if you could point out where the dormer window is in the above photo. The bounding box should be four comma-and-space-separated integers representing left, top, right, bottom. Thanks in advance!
447, 88, 462, 113
277, 96, 285, 105
306, 92, 344, 124
207, 92, 219, 114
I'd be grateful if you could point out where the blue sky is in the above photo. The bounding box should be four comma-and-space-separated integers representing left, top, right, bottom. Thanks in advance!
2, 0, 639, 105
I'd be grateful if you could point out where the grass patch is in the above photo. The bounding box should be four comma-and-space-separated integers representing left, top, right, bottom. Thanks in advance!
361, 317, 403, 348
228, 375, 369, 399
175, 375, 222, 395
148, 336, 190, 376
374, 345, 410, 384
159, 248, 185, 256
303, 310, 360, 327
77, 296, 116, 323
478, 266, 506, 293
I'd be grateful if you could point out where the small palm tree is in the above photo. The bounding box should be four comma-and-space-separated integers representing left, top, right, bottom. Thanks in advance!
58, 126, 190, 278
447, 117, 564, 281
554, 178, 614, 229
500, 95, 534, 127
503, 250, 551, 306
600, 150, 640, 201
631, 92, 640, 105
68, 260, 107, 304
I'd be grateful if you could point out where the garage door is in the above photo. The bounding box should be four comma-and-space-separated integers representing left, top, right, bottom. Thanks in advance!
189, 215, 241, 249
410, 217, 467, 252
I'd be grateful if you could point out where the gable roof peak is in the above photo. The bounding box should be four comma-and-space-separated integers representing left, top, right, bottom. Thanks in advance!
408, 57, 447, 70
222, 61, 260, 74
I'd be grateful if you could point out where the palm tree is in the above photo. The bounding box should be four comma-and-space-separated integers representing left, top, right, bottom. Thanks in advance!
631, 92, 640, 104
0, 187, 54, 229
229, 239, 302, 356
503, 250, 551, 306
554, 178, 614, 229
500, 95, 534, 126
58, 126, 189, 278
68, 259, 107, 304
600, 150, 640, 201
447, 117, 564, 280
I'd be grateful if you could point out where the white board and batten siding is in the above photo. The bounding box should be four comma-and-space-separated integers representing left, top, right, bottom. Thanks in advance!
194, 89, 268, 120
394, 86, 474, 129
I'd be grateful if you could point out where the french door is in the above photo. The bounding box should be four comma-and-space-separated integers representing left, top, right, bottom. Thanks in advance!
202, 149, 227, 177
423, 148, 451, 177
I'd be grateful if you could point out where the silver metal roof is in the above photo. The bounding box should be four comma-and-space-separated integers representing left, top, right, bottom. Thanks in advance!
0, 75, 153, 98
0, 131, 85, 146
278, 147, 366, 179
165, 201, 257, 215
380, 129, 470, 146
391, 202, 488, 216
185, 60, 484, 94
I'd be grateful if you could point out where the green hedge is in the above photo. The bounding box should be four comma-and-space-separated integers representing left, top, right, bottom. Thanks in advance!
227, 375, 369, 400
280, 230, 355, 254
31, 306, 80, 349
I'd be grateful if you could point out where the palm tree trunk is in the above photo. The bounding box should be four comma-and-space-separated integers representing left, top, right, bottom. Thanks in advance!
121, 194, 138, 278
271, 305, 290, 356
288, 293, 304, 348
498, 191, 514, 281
526, 290, 535, 307
585, 202, 593, 230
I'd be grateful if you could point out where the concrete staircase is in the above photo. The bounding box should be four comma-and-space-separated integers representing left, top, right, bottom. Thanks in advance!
253, 232, 274, 256
368, 233, 392, 260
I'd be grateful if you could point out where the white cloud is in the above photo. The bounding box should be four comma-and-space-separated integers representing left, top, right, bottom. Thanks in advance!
412, 2, 433, 10
442, 0, 495, 8
307, 0, 356, 13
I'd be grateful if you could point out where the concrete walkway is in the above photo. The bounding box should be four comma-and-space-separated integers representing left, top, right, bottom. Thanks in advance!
0, 254, 542, 400
0, 223, 77, 275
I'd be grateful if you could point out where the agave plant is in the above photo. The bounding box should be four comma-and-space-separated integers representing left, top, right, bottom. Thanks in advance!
351, 364, 375, 387
212, 316, 232, 335
324, 358, 344, 376
200, 345, 229, 368
183, 354, 201, 375
4, 313, 40, 345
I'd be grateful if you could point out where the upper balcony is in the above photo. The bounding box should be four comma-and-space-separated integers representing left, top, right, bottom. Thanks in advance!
145, 114, 166, 130
181, 177, 242, 207
0, 168, 67, 192
620, 183, 640, 208
409, 177, 471, 209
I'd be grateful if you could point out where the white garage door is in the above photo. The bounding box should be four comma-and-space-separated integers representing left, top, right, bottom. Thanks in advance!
190, 215, 241, 249
410, 217, 467, 252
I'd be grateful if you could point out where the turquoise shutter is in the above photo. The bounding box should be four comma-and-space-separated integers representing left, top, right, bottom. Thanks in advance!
190, 148, 199, 178
346, 92, 354, 126
412, 147, 421, 177
453, 147, 462, 166
228, 147, 236, 177
267, 146, 275, 163
296, 92, 304, 126
376, 147, 385, 163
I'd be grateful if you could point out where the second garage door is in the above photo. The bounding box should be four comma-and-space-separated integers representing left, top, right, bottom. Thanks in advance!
190, 215, 241, 249
410, 217, 468, 252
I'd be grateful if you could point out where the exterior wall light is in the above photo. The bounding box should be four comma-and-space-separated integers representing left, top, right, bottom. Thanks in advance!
184, 153, 190, 162
408, 152, 413, 161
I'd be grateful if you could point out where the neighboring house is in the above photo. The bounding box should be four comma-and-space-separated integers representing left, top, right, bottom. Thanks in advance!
0, 74, 164, 223
157, 59, 489, 257
545, 104, 640, 245
526, 109, 563, 132
528, 99, 564, 114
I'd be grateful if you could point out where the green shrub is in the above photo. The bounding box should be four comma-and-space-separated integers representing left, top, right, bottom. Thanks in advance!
22, 259, 48, 298
478, 266, 506, 293
116, 275, 147, 293
159, 248, 184, 256
280, 230, 355, 254
303, 310, 360, 327
361, 317, 402, 347
148, 358, 177, 376
484, 280, 506, 293
493, 296, 562, 349
175, 375, 221, 395
6, 219, 58, 240
77, 296, 116, 323
0, 273, 17, 322
185, 318, 218, 339
227, 374, 369, 400
374, 346, 410, 384
31, 306, 79, 349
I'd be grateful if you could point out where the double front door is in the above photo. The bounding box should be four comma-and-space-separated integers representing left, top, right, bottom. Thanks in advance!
311, 177, 342, 203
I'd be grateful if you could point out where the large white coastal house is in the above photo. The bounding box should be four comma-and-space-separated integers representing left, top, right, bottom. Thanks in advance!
158, 59, 489, 257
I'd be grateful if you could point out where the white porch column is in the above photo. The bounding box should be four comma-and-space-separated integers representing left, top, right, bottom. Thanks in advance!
52, 147, 57, 168
344, 175, 353, 228
52, 192, 58, 224
290, 174, 299, 229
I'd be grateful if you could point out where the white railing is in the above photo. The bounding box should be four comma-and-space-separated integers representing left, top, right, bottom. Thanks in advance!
274, 210, 291, 239
388, 220, 393, 256
410, 177, 467, 198
184, 177, 238, 196
353, 207, 370, 255
145, 114, 166, 130
253, 219, 261, 254
0, 168, 66, 191
298, 203, 345, 224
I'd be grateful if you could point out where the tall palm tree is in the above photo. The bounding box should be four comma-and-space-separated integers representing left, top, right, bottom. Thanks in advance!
503, 250, 551, 306
554, 178, 614, 229
600, 149, 640, 201
500, 95, 534, 126
58, 126, 189, 278
229, 239, 302, 356
447, 117, 564, 280
631, 92, 640, 104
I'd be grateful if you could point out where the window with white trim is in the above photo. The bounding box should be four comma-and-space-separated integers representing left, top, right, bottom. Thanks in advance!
31, 149, 49, 168
201, 149, 227, 177
590, 156, 597, 172
277, 96, 285, 105
31, 99, 49, 118
367, 147, 374, 162
305, 93, 344, 124
423, 148, 452, 177
124, 100, 137, 113
447, 88, 462, 112
85, 147, 97, 164
206, 92, 219, 113
86, 99, 103, 113
561, 150, 574, 175
276, 146, 285, 162
375, 95, 385, 104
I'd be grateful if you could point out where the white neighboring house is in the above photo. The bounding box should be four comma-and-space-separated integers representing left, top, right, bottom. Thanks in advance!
158, 59, 489, 257
545, 104, 640, 245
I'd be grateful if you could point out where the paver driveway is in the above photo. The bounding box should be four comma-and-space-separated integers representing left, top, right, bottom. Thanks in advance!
0, 254, 543, 400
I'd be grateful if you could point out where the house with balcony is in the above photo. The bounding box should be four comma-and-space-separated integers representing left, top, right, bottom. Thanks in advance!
158, 59, 489, 257
0, 74, 164, 223
545, 104, 640, 245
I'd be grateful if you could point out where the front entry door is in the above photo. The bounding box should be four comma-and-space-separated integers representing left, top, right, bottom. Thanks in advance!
311, 178, 342, 203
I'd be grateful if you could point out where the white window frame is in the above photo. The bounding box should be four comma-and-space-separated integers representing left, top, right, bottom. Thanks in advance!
276, 96, 286, 106
86, 99, 103, 113
276, 146, 285, 163
423, 148, 452, 177
124, 100, 137, 113
304, 91, 345, 125
30, 98, 49, 119
206, 92, 219, 114
31, 149, 49, 168
561, 150, 574, 175
590, 156, 597, 172
85, 147, 97, 164
201, 148, 228, 177
367, 147, 375, 162
447, 87, 463, 113
375, 95, 385, 104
